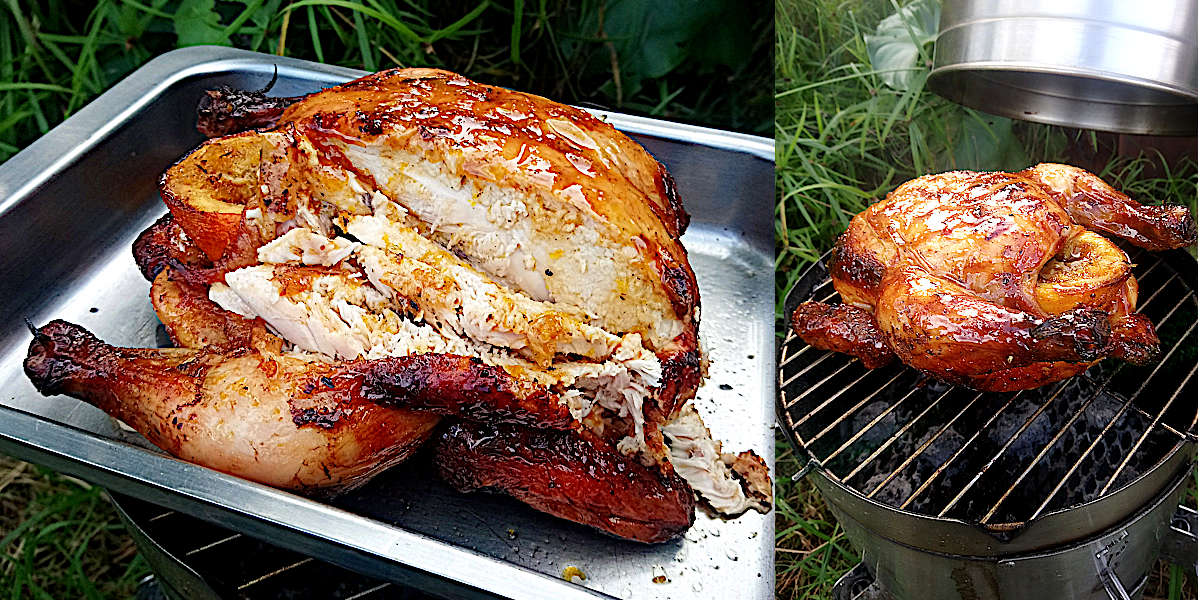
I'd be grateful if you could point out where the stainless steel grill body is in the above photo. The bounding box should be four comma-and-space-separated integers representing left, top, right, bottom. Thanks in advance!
0, 47, 776, 600
828, 468, 1190, 600
778, 247, 1197, 599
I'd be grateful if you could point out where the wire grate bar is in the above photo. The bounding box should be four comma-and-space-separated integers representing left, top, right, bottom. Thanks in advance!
781, 351, 836, 390
344, 583, 392, 599
802, 370, 907, 447
780, 336, 816, 369
184, 533, 242, 557
237, 557, 316, 591
1098, 363, 1198, 497
784, 359, 858, 411
821, 385, 923, 464
1027, 318, 1198, 520
789, 365, 877, 419
1132, 266, 1177, 310
1130, 405, 1187, 440
867, 391, 984, 499
936, 380, 1073, 518
147, 510, 175, 523
839, 386, 955, 483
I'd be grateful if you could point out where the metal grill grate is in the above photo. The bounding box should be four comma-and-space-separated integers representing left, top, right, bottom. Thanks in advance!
778, 247, 1198, 528
113, 493, 437, 600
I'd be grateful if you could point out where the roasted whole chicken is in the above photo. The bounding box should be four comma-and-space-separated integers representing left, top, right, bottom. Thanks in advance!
23, 69, 770, 543
791, 165, 1195, 392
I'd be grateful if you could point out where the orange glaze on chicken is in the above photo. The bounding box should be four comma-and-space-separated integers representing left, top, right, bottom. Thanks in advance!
792, 165, 1191, 391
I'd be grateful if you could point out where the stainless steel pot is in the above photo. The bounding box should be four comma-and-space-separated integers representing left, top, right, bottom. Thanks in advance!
928, 0, 1198, 135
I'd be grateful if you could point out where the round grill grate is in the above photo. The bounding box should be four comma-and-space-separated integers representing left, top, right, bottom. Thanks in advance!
777, 246, 1198, 528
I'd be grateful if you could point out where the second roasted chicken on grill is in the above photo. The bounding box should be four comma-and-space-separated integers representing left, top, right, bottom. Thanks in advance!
791, 164, 1195, 392
23, 68, 770, 543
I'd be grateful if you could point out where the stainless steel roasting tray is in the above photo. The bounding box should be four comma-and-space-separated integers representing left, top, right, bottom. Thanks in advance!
0, 47, 775, 600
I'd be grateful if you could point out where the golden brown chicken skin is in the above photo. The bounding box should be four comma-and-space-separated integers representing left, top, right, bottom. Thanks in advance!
173, 68, 702, 414
24, 319, 441, 493
792, 165, 1191, 391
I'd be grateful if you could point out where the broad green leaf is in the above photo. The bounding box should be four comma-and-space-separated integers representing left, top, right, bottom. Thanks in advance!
865, 0, 939, 92
597, 0, 729, 98
174, 0, 230, 46
950, 112, 1029, 171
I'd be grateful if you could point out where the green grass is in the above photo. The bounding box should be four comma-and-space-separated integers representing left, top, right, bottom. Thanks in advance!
0, 0, 771, 163
774, 0, 1197, 598
0, 454, 149, 598
0, 1, 770, 596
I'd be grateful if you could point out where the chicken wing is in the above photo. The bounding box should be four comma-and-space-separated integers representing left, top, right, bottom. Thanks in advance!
1021, 163, 1196, 251
791, 165, 1190, 391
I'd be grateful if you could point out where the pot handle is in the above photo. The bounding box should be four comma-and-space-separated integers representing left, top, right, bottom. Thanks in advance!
1158, 504, 1197, 568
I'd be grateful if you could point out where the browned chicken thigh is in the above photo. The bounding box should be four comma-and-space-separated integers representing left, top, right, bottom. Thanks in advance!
792, 165, 1192, 392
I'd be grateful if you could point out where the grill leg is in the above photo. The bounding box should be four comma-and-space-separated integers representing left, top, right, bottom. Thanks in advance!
833, 563, 893, 600
1158, 504, 1198, 568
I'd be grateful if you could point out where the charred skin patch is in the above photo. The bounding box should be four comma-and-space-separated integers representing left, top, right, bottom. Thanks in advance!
654, 164, 690, 239
434, 421, 695, 543
132, 214, 210, 282
828, 235, 886, 296
790, 303, 894, 369
662, 264, 699, 322
657, 345, 702, 415
312, 353, 576, 430
24, 320, 118, 396
196, 85, 301, 138
290, 405, 347, 429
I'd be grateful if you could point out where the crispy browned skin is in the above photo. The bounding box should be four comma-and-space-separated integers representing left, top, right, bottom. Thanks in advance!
316, 355, 574, 430
24, 320, 440, 492
196, 84, 301, 137
132, 214, 208, 282
434, 422, 696, 543
791, 166, 1181, 391
1020, 164, 1196, 251
790, 303, 893, 368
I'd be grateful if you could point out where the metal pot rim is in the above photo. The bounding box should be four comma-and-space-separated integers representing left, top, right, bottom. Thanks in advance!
928, 62, 1198, 103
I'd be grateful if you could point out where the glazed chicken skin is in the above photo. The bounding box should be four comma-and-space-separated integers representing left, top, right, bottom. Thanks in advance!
792, 165, 1193, 392
24, 68, 771, 543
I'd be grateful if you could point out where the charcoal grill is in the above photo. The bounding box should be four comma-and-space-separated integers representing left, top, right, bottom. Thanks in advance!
777, 246, 1199, 600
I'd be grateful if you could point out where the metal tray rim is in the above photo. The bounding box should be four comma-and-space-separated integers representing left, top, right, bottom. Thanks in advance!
0, 45, 772, 218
